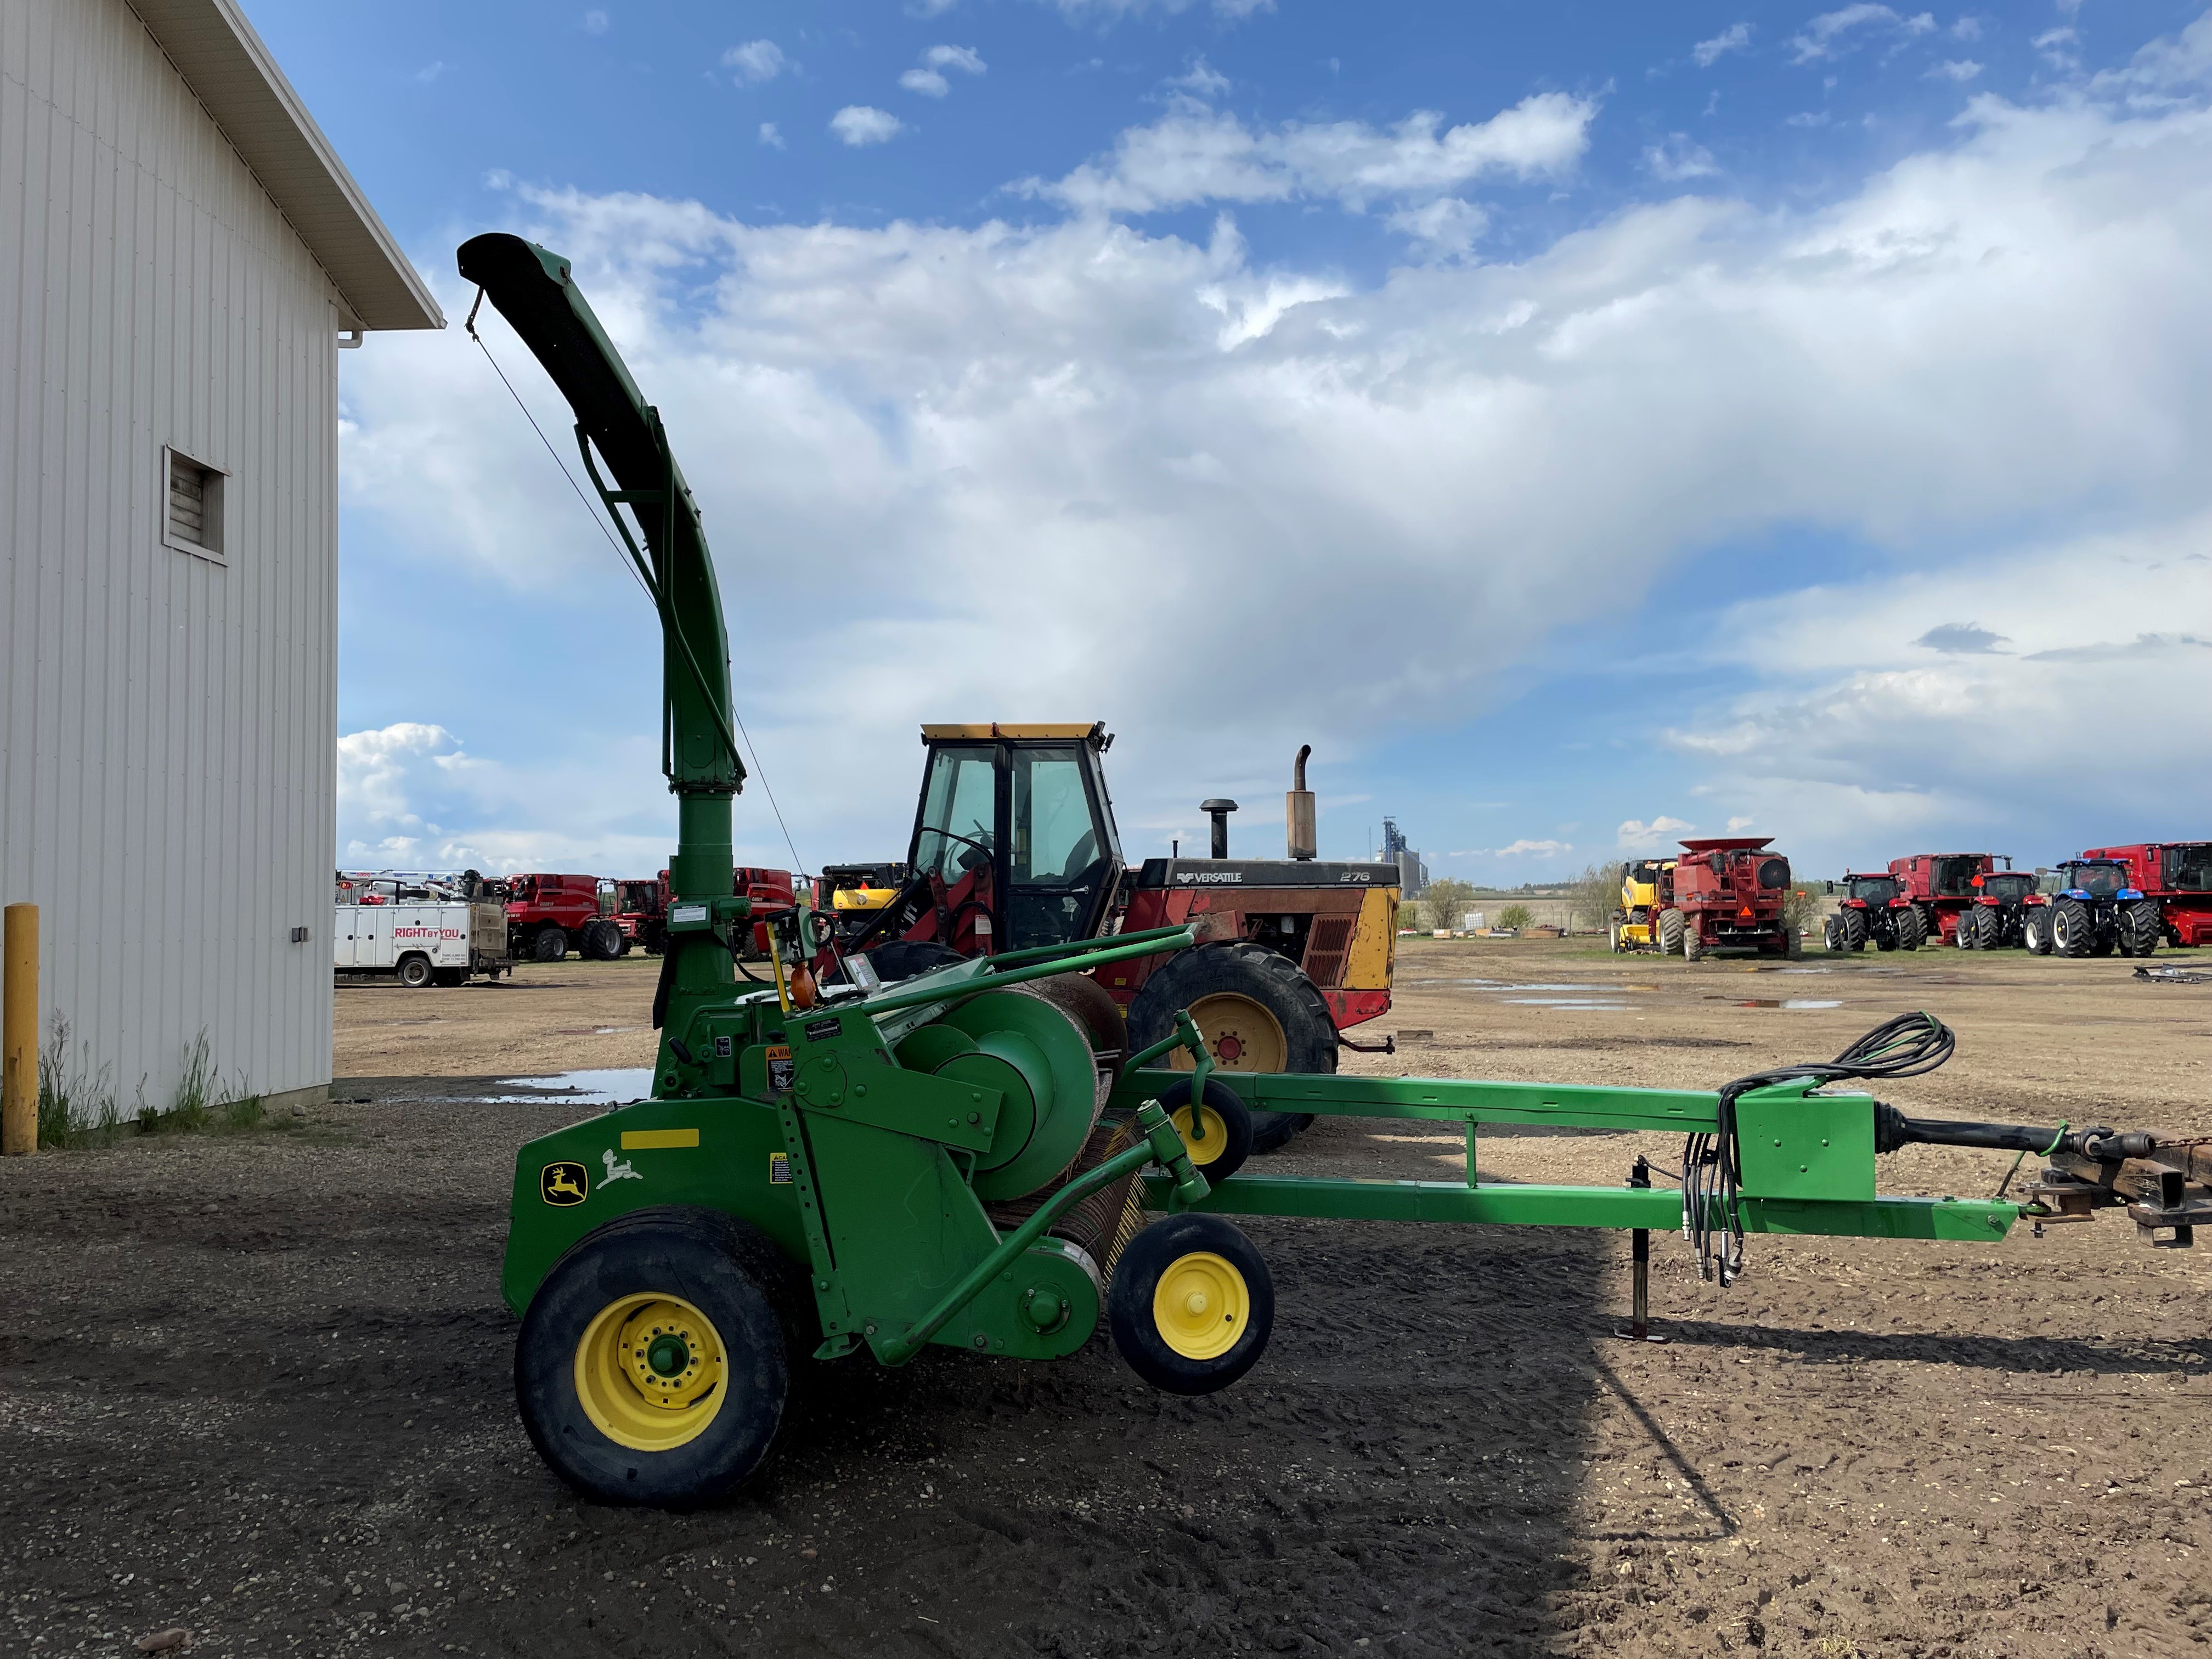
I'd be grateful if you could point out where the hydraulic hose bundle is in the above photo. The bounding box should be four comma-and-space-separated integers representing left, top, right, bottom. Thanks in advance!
1685, 1011, 1957, 1285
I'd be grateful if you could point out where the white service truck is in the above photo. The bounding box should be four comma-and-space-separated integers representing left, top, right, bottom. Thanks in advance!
335, 873, 512, 987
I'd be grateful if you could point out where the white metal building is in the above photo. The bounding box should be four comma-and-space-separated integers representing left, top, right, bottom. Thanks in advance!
2, 0, 441, 1117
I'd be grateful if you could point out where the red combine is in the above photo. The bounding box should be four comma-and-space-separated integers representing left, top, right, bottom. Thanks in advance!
1887, 853, 2012, 948
610, 867, 795, 956
2076, 842, 2212, 950
1671, 837, 1799, 959
504, 873, 610, 961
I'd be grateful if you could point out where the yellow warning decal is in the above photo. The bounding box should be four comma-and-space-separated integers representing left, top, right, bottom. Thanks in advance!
769, 1153, 792, 1184
620, 1128, 701, 1150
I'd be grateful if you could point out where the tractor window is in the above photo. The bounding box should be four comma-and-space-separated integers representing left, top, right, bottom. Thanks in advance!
1008, 747, 1112, 949
1011, 750, 1096, 884
2164, 846, 2212, 893
1983, 873, 2035, 903
2068, 864, 2125, 899
1846, 876, 1899, 905
915, 748, 997, 884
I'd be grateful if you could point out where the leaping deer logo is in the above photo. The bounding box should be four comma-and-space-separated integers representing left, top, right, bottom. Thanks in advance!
602, 1149, 642, 1184
541, 1162, 589, 1205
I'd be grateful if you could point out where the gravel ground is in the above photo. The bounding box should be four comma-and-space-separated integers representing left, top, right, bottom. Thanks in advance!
2, 940, 2207, 1656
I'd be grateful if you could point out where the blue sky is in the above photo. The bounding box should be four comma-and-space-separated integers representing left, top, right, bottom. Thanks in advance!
260, 0, 2212, 885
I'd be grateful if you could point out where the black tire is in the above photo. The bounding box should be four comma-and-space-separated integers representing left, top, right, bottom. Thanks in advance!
1821, 916, 1840, 952
1108, 1212, 1273, 1395
2025, 910, 2052, 955
432, 967, 468, 988
1657, 910, 1685, 956
1152, 1075, 1253, 1186
862, 939, 967, 983
515, 1209, 800, 1507
1608, 918, 1624, 954
2120, 900, 2161, 958
2051, 897, 2092, 958
1895, 906, 1925, 951
1841, 908, 1867, 951
1784, 927, 1802, 961
534, 927, 569, 962
580, 918, 622, 961
1683, 919, 1705, 961
1126, 941, 1334, 1154
396, 953, 434, 989
1955, 910, 1977, 950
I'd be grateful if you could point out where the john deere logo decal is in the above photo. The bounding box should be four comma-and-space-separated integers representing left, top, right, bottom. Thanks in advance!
540, 1161, 589, 1206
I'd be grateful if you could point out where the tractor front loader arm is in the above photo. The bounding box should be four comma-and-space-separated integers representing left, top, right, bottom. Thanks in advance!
457, 234, 744, 1052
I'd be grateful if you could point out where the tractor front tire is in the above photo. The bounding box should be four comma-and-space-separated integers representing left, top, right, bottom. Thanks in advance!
2120, 901, 2161, 958
1658, 910, 1685, 956
534, 927, 569, 963
2051, 898, 2092, 958
1108, 1212, 1273, 1396
1895, 907, 1926, 951
2025, 911, 2052, 955
1682, 920, 1705, 961
516, 1209, 798, 1508
1841, 909, 1868, 952
1822, 916, 1841, 952
1126, 942, 1335, 1154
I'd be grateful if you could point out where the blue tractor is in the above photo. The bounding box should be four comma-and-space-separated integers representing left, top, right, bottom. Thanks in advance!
2030, 858, 2162, 957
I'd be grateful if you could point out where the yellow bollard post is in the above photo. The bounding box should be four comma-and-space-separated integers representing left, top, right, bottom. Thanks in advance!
2, 903, 36, 1155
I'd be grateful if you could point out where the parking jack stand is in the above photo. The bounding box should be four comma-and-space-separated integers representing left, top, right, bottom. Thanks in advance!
1616, 1155, 1666, 1342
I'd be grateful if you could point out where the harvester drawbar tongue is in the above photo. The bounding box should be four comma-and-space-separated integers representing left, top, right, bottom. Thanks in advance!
462, 232, 2207, 1509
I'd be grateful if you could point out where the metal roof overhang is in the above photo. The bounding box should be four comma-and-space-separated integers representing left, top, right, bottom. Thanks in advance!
127, 0, 443, 331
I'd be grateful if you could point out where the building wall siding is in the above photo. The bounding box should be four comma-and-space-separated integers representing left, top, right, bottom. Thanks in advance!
2, 0, 339, 1114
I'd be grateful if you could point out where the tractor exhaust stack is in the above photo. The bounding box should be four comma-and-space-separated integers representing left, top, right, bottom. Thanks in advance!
1286, 745, 1317, 861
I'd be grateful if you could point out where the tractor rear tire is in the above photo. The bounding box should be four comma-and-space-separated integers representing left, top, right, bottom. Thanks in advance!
515, 1208, 800, 1506
397, 953, 434, 989
1841, 909, 1867, 952
534, 927, 568, 962
581, 918, 623, 961
1657, 911, 1685, 956
2120, 901, 2161, 957
2051, 898, 2092, 958
1154, 1075, 1254, 1187
1895, 907, 1925, 951
1126, 942, 1334, 1154
1108, 1212, 1273, 1396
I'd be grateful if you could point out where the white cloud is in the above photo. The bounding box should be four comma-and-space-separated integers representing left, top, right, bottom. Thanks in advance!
1169, 57, 1232, 98
1951, 16, 1983, 41
758, 122, 785, 150
1384, 195, 1488, 257
725, 40, 788, 84
582, 9, 608, 34
1694, 22, 1753, 67
1618, 817, 1696, 850
830, 105, 904, 146
2032, 27, 2080, 72
343, 19, 2212, 866
1725, 816, 1756, 832
1026, 91, 1598, 215
1790, 5, 1935, 63
1928, 58, 1983, 82
904, 47, 985, 96
1643, 134, 1719, 181
1491, 838, 1571, 857
901, 67, 951, 97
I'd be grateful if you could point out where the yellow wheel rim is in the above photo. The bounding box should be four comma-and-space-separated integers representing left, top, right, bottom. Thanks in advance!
1170, 1103, 1232, 1167
574, 1293, 728, 1452
1151, 1250, 1248, 1360
1172, 993, 1288, 1073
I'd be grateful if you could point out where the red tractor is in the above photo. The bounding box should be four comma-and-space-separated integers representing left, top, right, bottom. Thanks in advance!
1669, 837, 1799, 959
1887, 853, 2005, 947
610, 868, 795, 956
2076, 842, 2212, 950
505, 873, 614, 962
1821, 870, 1920, 952
1958, 867, 2046, 950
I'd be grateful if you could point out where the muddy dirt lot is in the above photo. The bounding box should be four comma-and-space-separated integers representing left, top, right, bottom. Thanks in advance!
4, 941, 2208, 1657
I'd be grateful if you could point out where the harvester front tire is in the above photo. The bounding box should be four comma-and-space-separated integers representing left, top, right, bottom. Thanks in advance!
534, 927, 569, 962
1608, 920, 1624, 954
1784, 928, 1803, 961
1658, 911, 1685, 956
582, 918, 623, 961
1109, 1212, 1273, 1396
516, 1209, 797, 1508
2052, 899, 2092, 958
2120, 901, 2161, 957
1126, 942, 1333, 1154
1154, 1075, 1253, 1187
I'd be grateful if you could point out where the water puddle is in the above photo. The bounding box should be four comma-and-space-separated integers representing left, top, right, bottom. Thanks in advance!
1501, 997, 1633, 1011
1720, 998, 1842, 1010
490, 1068, 654, 1104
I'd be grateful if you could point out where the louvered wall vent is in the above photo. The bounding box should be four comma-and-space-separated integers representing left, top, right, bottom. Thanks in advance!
163, 448, 225, 561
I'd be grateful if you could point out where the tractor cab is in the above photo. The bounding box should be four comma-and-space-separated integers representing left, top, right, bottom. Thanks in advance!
1978, 871, 2038, 907
1839, 873, 1900, 908
2058, 859, 2135, 902
902, 724, 1125, 955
